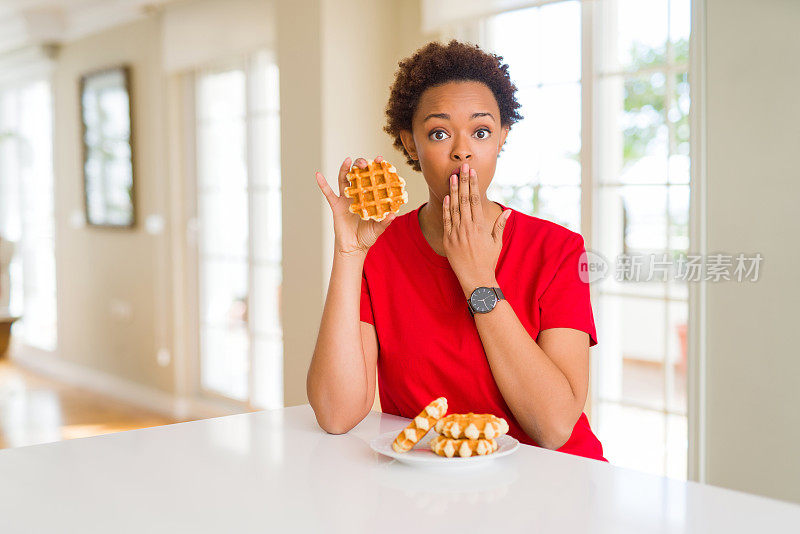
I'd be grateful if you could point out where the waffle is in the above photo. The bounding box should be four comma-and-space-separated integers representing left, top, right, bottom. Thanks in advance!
430, 435, 499, 458
392, 397, 448, 453
344, 160, 408, 222
434, 413, 510, 440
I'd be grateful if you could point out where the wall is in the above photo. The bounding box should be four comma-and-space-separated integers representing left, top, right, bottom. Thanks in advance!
704, 0, 800, 504
162, 0, 275, 72
52, 15, 175, 393
39, 0, 430, 411
280, 0, 432, 407
275, 0, 325, 407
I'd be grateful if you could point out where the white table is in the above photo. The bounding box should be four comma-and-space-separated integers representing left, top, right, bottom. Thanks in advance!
0, 404, 798, 533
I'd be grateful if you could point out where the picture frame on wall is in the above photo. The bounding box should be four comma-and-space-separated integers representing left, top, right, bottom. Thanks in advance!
79, 65, 136, 228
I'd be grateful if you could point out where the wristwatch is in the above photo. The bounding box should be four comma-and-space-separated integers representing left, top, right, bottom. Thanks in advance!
467, 286, 505, 316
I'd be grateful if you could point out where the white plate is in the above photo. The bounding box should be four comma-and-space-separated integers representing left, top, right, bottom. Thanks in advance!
369, 430, 519, 467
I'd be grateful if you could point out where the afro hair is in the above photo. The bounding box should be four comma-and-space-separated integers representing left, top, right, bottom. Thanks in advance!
384, 39, 523, 172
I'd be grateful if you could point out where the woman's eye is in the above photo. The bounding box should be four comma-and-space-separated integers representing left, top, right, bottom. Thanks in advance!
429, 128, 491, 141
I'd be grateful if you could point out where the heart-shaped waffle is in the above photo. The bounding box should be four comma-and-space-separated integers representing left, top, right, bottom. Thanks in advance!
344, 160, 408, 222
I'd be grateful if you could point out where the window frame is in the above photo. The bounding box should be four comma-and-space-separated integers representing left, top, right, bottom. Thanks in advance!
187, 50, 284, 412
440, 0, 705, 482
0, 77, 58, 354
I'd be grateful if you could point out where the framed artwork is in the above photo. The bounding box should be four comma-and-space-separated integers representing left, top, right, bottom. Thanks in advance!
80, 65, 136, 228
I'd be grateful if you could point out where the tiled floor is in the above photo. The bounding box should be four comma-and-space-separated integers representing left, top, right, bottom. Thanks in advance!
0, 359, 197, 450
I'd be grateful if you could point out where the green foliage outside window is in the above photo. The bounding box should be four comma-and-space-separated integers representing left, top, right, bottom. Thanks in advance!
623, 38, 689, 167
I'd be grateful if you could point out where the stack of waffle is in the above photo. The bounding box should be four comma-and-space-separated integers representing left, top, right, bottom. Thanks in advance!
430, 413, 510, 458
391, 397, 509, 458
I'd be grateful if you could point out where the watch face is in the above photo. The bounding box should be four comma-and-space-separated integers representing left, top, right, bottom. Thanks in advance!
470, 287, 497, 313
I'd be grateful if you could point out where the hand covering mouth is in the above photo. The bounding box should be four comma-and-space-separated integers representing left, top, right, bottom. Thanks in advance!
449, 165, 470, 178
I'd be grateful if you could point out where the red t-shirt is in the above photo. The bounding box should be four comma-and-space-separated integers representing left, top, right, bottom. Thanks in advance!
360, 201, 607, 462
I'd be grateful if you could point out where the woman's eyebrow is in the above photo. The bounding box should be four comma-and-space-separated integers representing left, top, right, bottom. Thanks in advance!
423, 112, 496, 122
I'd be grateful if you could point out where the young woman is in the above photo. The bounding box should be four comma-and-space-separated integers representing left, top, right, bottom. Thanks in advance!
308, 40, 607, 462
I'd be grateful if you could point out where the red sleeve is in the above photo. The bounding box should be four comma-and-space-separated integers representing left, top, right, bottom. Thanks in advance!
360, 269, 374, 325
538, 234, 598, 347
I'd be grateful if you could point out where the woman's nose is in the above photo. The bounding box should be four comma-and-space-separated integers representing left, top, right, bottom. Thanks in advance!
451, 132, 472, 162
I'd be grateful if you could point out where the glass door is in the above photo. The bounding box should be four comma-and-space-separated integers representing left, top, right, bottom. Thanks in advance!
0, 80, 57, 352
591, 0, 691, 479
449, 0, 693, 479
193, 50, 282, 409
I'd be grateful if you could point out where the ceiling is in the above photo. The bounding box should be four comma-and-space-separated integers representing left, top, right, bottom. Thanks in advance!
0, 0, 181, 56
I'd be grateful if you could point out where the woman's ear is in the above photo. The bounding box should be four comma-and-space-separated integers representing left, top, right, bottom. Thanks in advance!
498, 126, 510, 152
399, 129, 418, 161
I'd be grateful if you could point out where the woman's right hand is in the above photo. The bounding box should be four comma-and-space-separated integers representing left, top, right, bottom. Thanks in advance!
315, 156, 398, 258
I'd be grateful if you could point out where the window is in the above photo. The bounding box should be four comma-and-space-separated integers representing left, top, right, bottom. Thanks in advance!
485, 1, 583, 232
592, 0, 690, 480
0, 80, 57, 352
449, 0, 692, 479
193, 50, 282, 409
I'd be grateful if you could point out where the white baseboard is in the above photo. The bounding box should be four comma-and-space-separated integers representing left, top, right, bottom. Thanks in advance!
9, 345, 241, 422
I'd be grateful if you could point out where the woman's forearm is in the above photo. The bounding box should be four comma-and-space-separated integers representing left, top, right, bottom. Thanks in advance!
467, 279, 578, 449
307, 251, 371, 433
